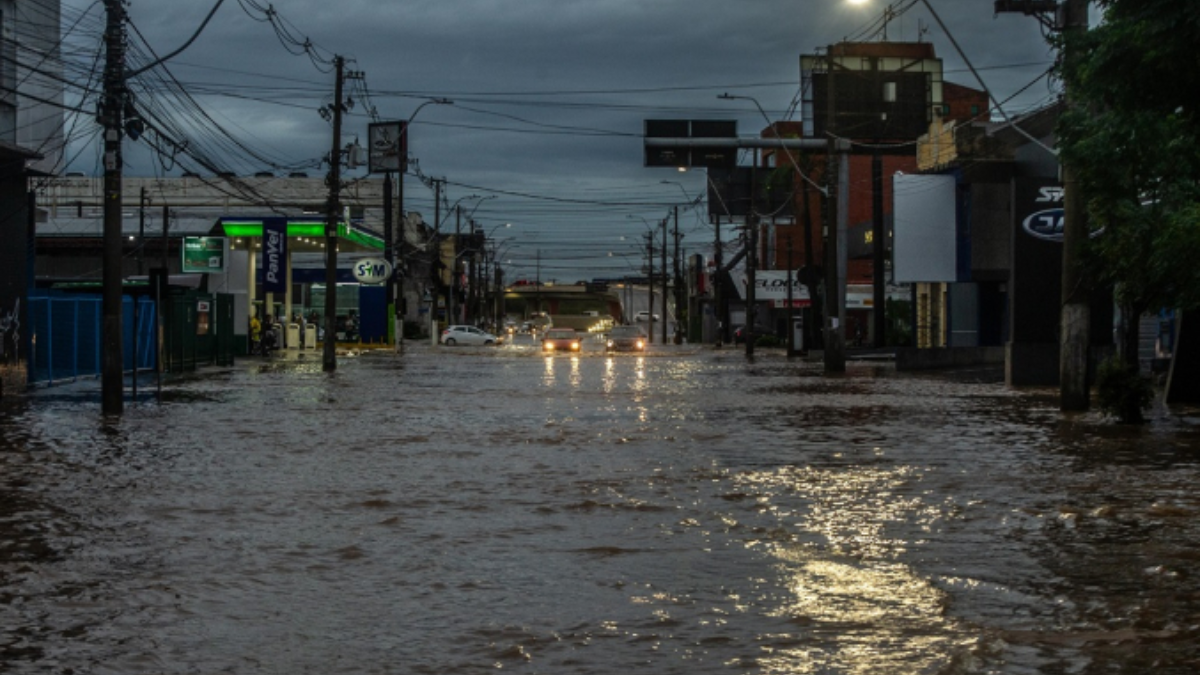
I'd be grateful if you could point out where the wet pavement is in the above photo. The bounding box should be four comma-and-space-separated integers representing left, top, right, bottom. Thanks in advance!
2, 341, 1199, 674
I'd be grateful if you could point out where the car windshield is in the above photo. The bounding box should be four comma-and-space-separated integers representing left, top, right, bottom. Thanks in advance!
545, 329, 576, 338
610, 326, 644, 338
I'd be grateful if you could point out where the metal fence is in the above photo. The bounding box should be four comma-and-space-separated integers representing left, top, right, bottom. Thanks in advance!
27, 291, 157, 385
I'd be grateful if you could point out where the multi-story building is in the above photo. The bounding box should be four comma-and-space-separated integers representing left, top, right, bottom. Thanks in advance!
0, 0, 60, 396
750, 40, 988, 348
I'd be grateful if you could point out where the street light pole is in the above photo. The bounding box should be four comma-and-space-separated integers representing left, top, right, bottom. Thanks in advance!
388, 98, 451, 348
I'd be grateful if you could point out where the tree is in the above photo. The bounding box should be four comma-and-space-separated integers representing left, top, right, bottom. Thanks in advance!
1056, 0, 1200, 382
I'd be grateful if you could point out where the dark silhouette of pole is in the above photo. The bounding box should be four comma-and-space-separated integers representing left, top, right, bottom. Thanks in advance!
322, 55, 345, 372
745, 162, 758, 358
714, 214, 726, 344
660, 218, 668, 345
872, 149, 885, 347
645, 231, 655, 341
672, 206, 683, 344
1059, 0, 1091, 410
383, 171, 395, 343
101, 0, 127, 415
823, 46, 846, 372
787, 234, 796, 356
137, 187, 146, 276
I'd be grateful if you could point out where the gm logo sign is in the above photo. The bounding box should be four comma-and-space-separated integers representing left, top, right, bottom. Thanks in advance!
352, 257, 394, 285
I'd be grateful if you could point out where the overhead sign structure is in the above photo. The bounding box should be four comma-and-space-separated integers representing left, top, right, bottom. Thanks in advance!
262, 217, 288, 293
352, 257, 394, 286
707, 166, 795, 219
643, 119, 738, 169
368, 121, 407, 173
180, 236, 228, 274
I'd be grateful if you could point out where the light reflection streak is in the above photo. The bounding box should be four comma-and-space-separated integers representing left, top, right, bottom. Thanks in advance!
569, 356, 582, 388
729, 464, 969, 673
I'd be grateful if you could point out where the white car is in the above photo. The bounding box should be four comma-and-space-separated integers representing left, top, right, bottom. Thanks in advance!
633, 311, 660, 322
440, 325, 502, 346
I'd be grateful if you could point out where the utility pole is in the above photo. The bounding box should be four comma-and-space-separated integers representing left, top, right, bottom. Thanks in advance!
660, 218, 668, 345
745, 215, 758, 358
787, 234, 796, 356
713, 214, 725, 345
101, 0, 127, 415
745, 162, 759, 358
322, 55, 345, 372
160, 204, 169, 270
646, 231, 655, 342
1059, 0, 1091, 411
383, 170, 395, 344
137, 187, 147, 276
872, 148, 886, 348
429, 177, 443, 345
823, 46, 846, 372
672, 205, 683, 344
450, 205, 460, 326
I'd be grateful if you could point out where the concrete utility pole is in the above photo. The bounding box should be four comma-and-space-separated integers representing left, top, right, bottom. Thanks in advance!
660, 218, 668, 345
322, 55, 345, 372
97, 0, 227, 414
1059, 0, 1091, 410
713, 214, 726, 345
872, 149, 886, 347
646, 230, 655, 342
823, 45, 846, 372
383, 170, 395, 342
101, 0, 127, 415
672, 206, 683, 344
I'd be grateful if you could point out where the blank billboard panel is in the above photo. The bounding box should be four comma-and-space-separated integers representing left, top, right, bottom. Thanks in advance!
893, 174, 957, 283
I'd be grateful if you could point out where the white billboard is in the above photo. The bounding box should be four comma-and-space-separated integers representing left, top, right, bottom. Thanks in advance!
893, 174, 957, 283
733, 271, 811, 303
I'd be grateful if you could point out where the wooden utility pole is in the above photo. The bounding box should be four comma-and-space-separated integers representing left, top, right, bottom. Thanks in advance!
1059, 0, 1091, 410
101, 0, 127, 415
322, 55, 345, 372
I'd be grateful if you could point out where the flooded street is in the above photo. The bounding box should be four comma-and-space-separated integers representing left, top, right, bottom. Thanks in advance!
3, 344, 1200, 674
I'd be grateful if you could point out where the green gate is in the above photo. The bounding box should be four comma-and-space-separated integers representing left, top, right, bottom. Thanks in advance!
163, 291, 235, 373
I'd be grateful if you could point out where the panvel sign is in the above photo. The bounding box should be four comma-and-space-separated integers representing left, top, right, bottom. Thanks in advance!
262, 217, 288, 293
352, 257, 393, 285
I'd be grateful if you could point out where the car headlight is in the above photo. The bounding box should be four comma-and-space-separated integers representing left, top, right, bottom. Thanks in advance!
606, 340, 614, 348
636, 340, 644, 349
543, 342, 553, 351
571, 342, 580, 350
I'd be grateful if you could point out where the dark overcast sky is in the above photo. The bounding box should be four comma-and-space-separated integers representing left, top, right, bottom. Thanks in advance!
62, 0, 1066, 281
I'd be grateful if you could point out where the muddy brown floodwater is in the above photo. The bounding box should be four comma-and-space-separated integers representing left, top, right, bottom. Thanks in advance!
2, 343, 1199, 674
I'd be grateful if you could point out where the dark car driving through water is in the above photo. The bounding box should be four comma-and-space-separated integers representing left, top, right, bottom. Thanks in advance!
605, 325, 647, 353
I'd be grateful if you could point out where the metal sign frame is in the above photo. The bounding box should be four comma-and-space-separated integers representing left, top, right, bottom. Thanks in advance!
368, 121, 407, 173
